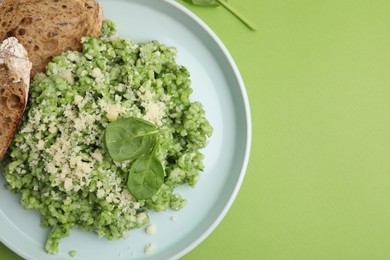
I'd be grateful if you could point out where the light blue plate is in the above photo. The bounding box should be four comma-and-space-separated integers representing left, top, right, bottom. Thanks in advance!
0, 0, 251, 259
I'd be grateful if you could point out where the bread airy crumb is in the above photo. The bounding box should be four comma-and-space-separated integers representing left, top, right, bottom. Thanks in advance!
0, 37, 32, 90
0, 37, 31, 160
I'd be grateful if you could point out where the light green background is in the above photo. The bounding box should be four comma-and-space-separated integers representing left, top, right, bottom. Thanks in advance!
2, 0, 390, 259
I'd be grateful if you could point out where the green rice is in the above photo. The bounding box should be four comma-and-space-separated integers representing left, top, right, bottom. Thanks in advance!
1, 20, 213, 254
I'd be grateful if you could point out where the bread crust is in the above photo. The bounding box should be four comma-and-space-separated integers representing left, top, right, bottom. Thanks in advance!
0, 0, 103, 77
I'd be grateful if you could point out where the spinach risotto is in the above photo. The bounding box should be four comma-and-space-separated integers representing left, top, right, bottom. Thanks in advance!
1, 21, 213, 254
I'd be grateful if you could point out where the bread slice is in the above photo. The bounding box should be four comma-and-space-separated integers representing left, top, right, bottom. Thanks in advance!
0, 37, 32, 160
0, 0, 103, 77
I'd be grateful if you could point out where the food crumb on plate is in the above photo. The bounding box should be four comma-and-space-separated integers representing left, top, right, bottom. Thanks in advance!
144, 243, 156, 254
170, 215, 177, 222
69, 250, 76, 257
145, 224, 156, 234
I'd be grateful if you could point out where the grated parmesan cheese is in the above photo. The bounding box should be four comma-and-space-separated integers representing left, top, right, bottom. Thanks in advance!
64, 178, 73, 191
143, 101, 166, 126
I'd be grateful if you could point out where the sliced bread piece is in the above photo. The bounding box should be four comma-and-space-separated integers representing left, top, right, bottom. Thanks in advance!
0, 0, 103, 77
0, 37, 32, 160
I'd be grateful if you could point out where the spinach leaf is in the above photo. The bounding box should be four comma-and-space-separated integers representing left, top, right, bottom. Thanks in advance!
183, 0, 257, 31
127, 155, 164, 200
104, 117, 159, 162
104, 117, 165, 199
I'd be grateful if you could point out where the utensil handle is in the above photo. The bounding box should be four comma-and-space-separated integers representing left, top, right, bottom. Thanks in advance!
217, 0, 257, 31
